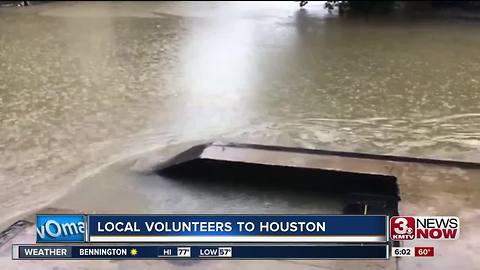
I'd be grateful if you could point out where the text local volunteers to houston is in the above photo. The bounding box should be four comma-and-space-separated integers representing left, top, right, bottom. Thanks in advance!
97, 221, 327, 233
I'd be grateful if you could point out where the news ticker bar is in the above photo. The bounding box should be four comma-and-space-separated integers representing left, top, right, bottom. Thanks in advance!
36, 214, 460, 243
12, 245, 389, 260
36, 215, 388, 243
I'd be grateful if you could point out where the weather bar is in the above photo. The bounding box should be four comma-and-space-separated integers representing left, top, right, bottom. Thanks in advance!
12, 245, 389, 260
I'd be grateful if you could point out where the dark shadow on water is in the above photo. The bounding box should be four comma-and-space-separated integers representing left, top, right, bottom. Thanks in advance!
158, 160, 400, 216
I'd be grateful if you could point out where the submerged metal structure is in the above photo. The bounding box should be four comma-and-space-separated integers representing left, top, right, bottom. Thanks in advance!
155, 142, 480, 217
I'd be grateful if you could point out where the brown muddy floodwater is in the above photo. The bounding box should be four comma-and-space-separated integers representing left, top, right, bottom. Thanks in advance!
0, 0, 480, 237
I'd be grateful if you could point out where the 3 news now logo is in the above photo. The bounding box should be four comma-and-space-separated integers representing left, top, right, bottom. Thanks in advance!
36, 215, 85, 242
390, 216, 460, 240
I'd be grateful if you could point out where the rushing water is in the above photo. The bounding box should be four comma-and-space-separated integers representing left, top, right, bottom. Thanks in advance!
1, 1, 480, 227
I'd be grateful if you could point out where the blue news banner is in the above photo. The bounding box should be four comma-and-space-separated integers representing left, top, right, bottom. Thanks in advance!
23, 214, 389, 260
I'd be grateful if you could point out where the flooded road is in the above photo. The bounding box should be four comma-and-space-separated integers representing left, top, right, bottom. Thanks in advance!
1, 0, 480, 244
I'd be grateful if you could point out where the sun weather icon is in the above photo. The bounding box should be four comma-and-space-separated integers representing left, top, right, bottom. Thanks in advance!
130, 248, 138, 256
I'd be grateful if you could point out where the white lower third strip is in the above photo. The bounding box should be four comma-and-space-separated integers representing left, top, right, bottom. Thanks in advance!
89, 236, 386, 242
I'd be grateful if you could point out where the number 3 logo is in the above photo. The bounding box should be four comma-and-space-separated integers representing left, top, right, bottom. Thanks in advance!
394, 217, 409, 234
390, 216, 415, 240
392, 217, 415, 234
